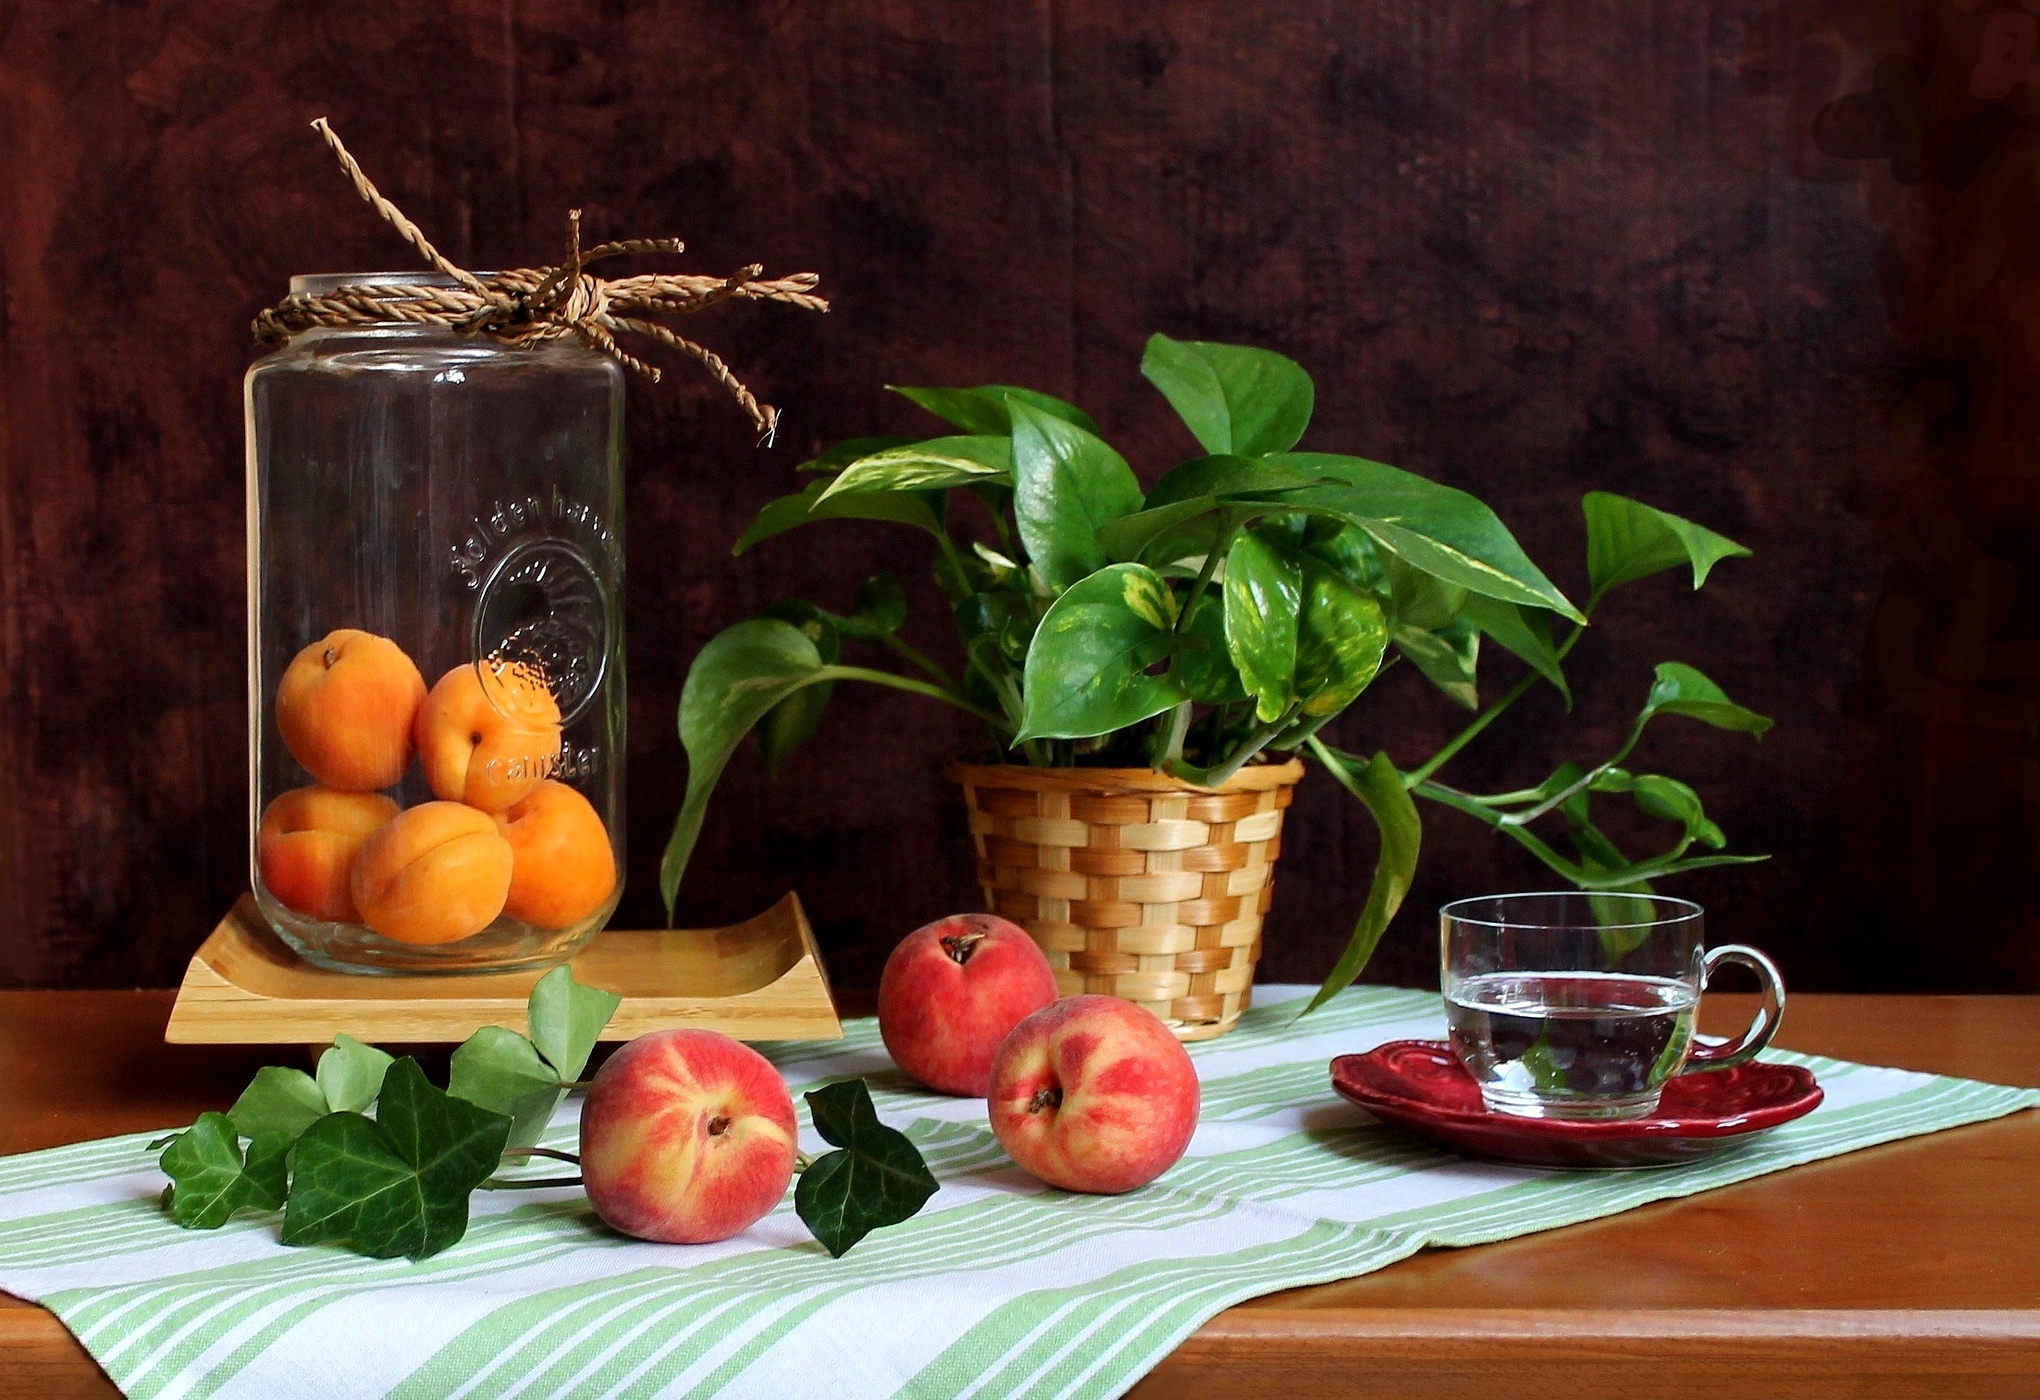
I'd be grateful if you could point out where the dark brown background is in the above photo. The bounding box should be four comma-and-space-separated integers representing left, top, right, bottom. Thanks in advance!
2, 0, 2035, 993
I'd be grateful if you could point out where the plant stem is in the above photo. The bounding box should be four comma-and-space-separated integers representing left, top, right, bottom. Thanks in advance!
1174, 515, 1238, 632
480, 1175, 584, 1190
1400, 621, 1587, 789
1151, 701, 1193, 769
822, 665, 1015, 732
499, 1146, 582, 1166
879, 632, 956, 688
795, 1151, 817, 1172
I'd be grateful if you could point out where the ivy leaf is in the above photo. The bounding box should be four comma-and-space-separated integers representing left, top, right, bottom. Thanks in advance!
1223, 530, 1302, 722
448, 1026, 567, 1151
1641, 662, 1774, 737
281, 1059, 510, 1261
1583, 492, 1750, 601
1140, 334, 1315, 457
1590, 768, 1728, 849
735, 479, 946, 555
527, 964, 622, 1083
795, 436, 920, 474
316, 1035, 394, 1116
795, 1079, 940, 1258
1393, 618, 1481, 711
1009, 401, 1145, 591
891, 385, 1099, 437
819, 437, 1012, 500
1303, 747, 1421, 1013
1017, 564, 1187, 741
160, 1113, 291, 1228
228, 1066, 329, 1140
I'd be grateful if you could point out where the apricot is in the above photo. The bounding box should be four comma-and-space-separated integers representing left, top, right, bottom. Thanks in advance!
275, 630, 426, 791
414, 661, 563, 812
495, 780, 617, 929
350, 801, 514, 945
258, 786, 400, 922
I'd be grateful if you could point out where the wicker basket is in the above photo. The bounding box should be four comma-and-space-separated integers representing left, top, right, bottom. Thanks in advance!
948, 758, 1306, 1041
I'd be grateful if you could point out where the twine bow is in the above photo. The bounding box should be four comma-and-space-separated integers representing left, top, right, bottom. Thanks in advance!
252, 119, 827, 437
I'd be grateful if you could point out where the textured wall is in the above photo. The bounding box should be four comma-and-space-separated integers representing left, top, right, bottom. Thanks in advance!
1, 0, 2034, 992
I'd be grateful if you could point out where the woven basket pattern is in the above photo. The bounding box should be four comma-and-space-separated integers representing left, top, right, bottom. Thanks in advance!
949, 760, 1304, 1041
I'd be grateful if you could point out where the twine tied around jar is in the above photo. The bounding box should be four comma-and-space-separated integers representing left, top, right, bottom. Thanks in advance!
252, 119, 827, 438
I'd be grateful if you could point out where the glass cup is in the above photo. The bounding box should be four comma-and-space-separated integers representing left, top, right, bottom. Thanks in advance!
1439, 892, 1785, 1121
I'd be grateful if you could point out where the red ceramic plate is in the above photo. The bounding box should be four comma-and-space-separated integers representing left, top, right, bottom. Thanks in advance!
1330, 1040, 1823, 1170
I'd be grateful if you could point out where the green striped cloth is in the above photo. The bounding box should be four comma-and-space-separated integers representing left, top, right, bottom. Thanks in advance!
2, 985, 2032, 1400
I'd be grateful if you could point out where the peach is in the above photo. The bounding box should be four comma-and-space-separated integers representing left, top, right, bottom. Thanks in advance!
580, 1029, 798, 1244
495, 780, 617, 928
275, 629, 427, 792
349, 801, 513, 945
414, 660, 563, 812
878, 913, 1059, 1097
988, 995, 1200, 1194
257, 786, 399, 922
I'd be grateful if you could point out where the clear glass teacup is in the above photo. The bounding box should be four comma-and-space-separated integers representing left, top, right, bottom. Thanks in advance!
1440, 893, 1785, 1121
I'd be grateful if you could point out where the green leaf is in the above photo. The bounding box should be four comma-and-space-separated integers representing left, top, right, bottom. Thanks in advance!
1393, 618, 1480, 711
1301, 522, 1392, 600
1143, 454, 1325, 509
160, 1113, 290, 1228
1460, 593, 1570, 704
1140, 334, 1315, 457
527, 965, 622, 1083
1303, 747, 1421, 1014
1379, 552, 1468, 631
281, 1059, 511, 1261
1591, 769, 1727, 849
756, 601, 842, 773
891, 385, 1099, 437
795, 1079, 940, 1257
1641, 662, 1774, 736
851, 573, 908, 637
1174, 590, 1247, 704
662, 619, 837, 918
228, 1066, 329, 1140
1009, 401, 1145, 592
1223, 531, 1302, 722
1583, 492, 1750, 600
734, 479, 945, 555
1293, 556, 1389, 717
448, 1026, 567, 1151
1270, 455, 1583, 622
1017, 564, 1188, 741
1095, 496, 1227, 566
795, 436, 920, 474
819, 437, 1012, 500
316, 1036, 394, 1116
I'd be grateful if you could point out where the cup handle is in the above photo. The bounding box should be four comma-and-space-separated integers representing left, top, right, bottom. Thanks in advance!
1687, 944, 1786, 1072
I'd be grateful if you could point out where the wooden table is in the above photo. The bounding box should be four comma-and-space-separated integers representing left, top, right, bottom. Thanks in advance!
2, 992, 2035, 1399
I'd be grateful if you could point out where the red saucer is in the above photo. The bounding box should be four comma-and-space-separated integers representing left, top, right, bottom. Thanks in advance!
1330, 1040, 1823, 1170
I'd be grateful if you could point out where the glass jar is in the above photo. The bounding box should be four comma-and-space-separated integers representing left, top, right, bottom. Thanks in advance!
246, 273, 625, 974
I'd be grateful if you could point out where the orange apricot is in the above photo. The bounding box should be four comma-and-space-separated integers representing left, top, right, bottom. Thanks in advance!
414, 661, 563, 812
275, 629, 426, 791
495, 780, 617, 928
258, 786, 399, 922
350, 801, 514, 945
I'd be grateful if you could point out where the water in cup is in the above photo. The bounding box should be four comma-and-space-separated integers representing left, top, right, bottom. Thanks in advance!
1446, 971, 1698, 1120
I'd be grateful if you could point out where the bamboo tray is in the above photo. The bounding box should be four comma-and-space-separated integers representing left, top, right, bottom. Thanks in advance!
165, 893, 841, 1046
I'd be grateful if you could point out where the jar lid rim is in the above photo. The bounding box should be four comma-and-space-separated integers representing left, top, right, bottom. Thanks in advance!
287, 271, 502, 296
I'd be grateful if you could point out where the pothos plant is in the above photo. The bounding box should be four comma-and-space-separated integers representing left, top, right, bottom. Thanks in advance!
662, 334, 1773, 1008
153, 967, 937, 1260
